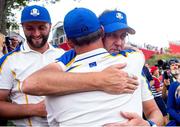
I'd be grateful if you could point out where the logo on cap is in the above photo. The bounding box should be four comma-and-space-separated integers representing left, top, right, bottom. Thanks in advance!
116, 12, 123, 20
81, 26, 89, 32
30, 8, 40, 16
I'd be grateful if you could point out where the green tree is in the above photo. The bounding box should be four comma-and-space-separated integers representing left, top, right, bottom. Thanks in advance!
0, 0, 27, 35
0, 0, 61, 35
146, 53, 180, 66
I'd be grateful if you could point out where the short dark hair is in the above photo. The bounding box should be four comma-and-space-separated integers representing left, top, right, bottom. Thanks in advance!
68, 28, 103, 46
99, 9, 113, 18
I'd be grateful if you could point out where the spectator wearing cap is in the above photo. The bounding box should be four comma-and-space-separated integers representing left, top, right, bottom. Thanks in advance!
163, 59, 180, 104
43, 7, 163, 127
150, 66, 168, 125
4, 36, 22, 53
0, 5, 65, 126
169, 59, 180, 80
163, 59, 179, 85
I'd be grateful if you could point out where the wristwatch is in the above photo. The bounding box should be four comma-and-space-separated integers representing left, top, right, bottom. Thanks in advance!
147, 120, 157, 127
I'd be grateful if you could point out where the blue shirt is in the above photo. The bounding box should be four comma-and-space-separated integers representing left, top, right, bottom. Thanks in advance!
167, 81, 180, 123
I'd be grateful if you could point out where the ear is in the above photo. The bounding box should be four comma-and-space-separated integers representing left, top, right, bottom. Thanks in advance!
101, 25, 104, 32
67, 39, 74, 48
100, 25, 105, 38
49, 24, 52, 30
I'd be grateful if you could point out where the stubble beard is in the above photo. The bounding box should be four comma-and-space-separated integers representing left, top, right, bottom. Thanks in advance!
26, 34, 49, 49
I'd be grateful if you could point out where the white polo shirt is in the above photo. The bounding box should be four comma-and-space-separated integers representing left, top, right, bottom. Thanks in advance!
46, 48, 153, 127
0, 42, 64, 126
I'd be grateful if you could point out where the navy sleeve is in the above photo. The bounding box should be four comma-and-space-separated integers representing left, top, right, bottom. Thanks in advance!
0, 46, 21, 68
119, 49, 136, 57
56, 49, 76, 66
143, 66, 153, 82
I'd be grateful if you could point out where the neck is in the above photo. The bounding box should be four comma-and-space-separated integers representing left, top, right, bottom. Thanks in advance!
74, 38, 104, 55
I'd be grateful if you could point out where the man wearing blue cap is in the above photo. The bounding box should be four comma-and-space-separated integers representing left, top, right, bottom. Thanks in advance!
99, 10, 164, 126
42, 8, 163, 126
0, 5, 65, 126
99, 10, 136, 54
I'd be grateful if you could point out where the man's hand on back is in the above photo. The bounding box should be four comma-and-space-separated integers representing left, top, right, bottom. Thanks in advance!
95, 63, 139, 94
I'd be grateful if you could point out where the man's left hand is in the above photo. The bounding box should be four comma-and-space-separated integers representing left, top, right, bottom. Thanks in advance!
103, 112, 149, 127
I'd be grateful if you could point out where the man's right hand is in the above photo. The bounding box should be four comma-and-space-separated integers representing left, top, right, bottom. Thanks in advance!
95, 63, 139, 94
31, 100, 47, 117
0, 89, 47, 119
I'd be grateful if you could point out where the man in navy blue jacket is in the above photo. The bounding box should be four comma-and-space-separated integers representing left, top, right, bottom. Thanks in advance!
167, 81, 180, 126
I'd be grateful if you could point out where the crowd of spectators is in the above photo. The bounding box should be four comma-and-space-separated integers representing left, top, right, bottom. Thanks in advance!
143, 58, 180, 126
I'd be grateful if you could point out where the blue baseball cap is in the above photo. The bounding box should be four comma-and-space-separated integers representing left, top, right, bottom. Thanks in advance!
99, 10, 135, 34
21, 5, 51, 24
64, 7, 101, 38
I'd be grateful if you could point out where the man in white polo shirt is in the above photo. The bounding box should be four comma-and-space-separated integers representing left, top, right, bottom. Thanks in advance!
0, 5, 64, 126
44, 8, 162, 127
